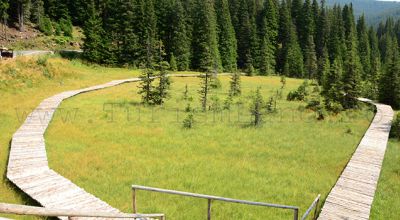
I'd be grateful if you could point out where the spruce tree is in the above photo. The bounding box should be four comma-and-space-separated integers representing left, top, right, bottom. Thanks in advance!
169, 0, 190, 71
191, 0, 221, 72
283, 23, 304, 78
342, 4, 362, 109
258, 0, 278, 75
323, 58, 343, 111
237, 0, 253, 70
215, 0, 237, 72
199, 72, 212, 111
357, 14, 371, 79
0, 0, 9, 38
138, 68, 156, 105
30, 0, 44, 25
304, 35, 317, 79
379, 36, 400, 108
229, 72, 241, 96
82, 0, 104, 64
250, 87, 264, 126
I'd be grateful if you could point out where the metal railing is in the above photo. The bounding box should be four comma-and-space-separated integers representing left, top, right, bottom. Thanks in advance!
0, 203, 164, 219
301, 194, 321, 220
132, 185, 320, 220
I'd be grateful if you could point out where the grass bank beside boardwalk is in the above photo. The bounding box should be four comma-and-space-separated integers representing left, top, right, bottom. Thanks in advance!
371, 139, 400, 219
0, 56, 141, 219
45, 76, 373, 219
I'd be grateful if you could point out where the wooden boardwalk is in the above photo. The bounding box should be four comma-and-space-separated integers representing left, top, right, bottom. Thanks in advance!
318, 99, 394, 220
7, 78, 142, 219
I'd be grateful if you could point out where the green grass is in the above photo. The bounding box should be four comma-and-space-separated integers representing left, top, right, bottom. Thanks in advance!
44, 76, 373, 219
371, 139, 400, 219
0, 56, 141, 219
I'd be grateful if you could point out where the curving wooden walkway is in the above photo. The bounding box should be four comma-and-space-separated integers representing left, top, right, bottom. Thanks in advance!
318, 99, 394, 220
7, 78, 143, 219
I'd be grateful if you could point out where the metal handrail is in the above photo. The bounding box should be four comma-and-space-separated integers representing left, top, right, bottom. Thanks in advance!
0, 203, 164, 219
301, 195, 321, 220
132, 185, 300, 220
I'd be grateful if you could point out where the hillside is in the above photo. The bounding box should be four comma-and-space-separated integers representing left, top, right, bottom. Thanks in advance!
326, 0, 400, 25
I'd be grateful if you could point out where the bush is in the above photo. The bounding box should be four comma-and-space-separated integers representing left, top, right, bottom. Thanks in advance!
183, 112, 194, 129
325, 101, 344, 114
53, 22, 62, 36
36, 56, 49, 67
390, 113, 400, 140
59, 18, 73, 37
39, 17, 53, 36
287, 81, 309, 101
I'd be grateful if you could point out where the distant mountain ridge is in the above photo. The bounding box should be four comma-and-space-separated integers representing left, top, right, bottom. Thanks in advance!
326, 0, 400, 25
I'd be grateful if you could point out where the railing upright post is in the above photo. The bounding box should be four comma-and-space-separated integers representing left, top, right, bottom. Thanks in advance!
207, 199, 212, 220
132, 188, 137, 214
294, 208, 299, 220
313, 198, 320, 220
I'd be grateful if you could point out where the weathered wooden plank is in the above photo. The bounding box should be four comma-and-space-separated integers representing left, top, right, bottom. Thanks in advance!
318, 101, 394, 220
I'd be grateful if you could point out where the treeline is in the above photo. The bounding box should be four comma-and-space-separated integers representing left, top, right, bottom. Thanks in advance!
1, 0, 400, 109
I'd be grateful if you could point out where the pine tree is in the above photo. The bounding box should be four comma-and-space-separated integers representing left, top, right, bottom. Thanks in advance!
315, 0, 327, 58
30, 0, 43, 25
215, 0, 237, 72
342, 4, 362, 109
199, 72, 212, 111
191, 0, 221, 72
155, 61, 171, 105
277, 0, 291, 73
250, 87, 264, 126
304, 35, 317, 79
237, 0, 253, 70
82, 0, 104, 64
283, 23, 304, 78
299, 0, 315, 51
0, 0, 9, 39
138, 68, 156, 105
357, 14, 371, 79
258, 0, 278, 75
170, 53, 178, 71
229, 72, 241, 96
322, 58, 343, 111
379, 36, 400, 108
169, 0, 190, 71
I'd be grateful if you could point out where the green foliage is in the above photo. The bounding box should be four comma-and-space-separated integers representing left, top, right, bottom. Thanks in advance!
183, 107, 194, 129
59, 18, 73, 37
169, 54, 178, 71
215, 0, 237, 72
287, 81, 310, 101
229, 72, 241, 96
250, 87, 264, 126
199, 73, 211, 111
138, 68, 156, 105
390, 113, 400, 140
39, 16, 53, 36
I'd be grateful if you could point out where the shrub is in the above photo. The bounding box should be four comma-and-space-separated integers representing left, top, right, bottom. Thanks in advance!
183, 112, 194, 129
36, 56, 49, 67
287, 81, 309, 101
325, 101, 344, 114
59, 18, 73, 37
39, 17, 53, 36
390, 113, 400, 140
53, 22, 62, 36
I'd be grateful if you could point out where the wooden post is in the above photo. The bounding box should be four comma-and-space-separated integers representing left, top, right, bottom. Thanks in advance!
293, 208, 299, 220
132, 188, 137, 214
207, 199, 212, 220
313, 199, 319, 220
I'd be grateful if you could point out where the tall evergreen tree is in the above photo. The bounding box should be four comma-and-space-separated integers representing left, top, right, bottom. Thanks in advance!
191, 0, 221, 72
215, 0, 237, 72
169, 0, 190, 71
258, 0, 278, 75
323, 58, 343, 110
283, 22, 304, 78
304, 35, 318, 79
342, 4, 362, 109
236, 0, 253, 70
357, 14, 371, 79
82, 0, 104, 64
0, 0, 8, 38
379, 36, 400, 108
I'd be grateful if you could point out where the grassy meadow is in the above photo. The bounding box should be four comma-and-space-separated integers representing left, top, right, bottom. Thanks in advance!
0, 56, 142, 219
371, 139, 400, 219
44, 75, 374, 219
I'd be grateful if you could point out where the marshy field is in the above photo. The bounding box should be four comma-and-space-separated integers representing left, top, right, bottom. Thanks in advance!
0, 56, 399, 219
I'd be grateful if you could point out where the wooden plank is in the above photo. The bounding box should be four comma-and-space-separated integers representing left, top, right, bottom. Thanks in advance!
318, 101, 394, 220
